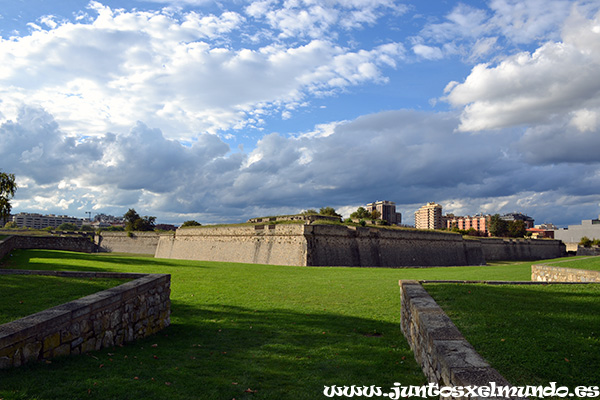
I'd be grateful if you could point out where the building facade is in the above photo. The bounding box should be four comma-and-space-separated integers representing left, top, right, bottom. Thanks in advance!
415, 202, 443, 230
366, 201, 402, 225
500, 212, 535, 229
443, 213, 491, 236
11, 213, 85, 229
553, 215, 600, 243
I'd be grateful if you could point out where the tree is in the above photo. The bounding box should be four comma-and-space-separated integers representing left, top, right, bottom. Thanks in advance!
507, 220, 526, 238
319, 207, 341, 217
134, 216, 156, 231
0, 171, 17, 222
488, 214, 508, 237
580, 236, 593, 248
57, 223, 78, 231
124, 209, 141, 230
370, 209, 381, 220
181, 220, 202, 227
124, 209, 156, 231
350, 207, 370, 219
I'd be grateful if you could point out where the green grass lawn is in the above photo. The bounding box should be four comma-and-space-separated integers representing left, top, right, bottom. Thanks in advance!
543, 255, 600, 271
0, 250, 585, 399
0, 250, 544, 400
425, 283, 600, 388
0, 274, 129, 324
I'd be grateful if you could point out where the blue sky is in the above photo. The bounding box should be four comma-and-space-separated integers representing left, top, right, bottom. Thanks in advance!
1, 0, 600, 226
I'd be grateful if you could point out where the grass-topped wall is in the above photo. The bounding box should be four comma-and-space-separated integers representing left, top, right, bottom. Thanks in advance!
0, 270, 170, 369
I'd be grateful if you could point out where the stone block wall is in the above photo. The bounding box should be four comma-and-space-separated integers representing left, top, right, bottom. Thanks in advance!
304, 225, 483, 267
0, 270, 170, 369
95, 232, 161, 255
399, 280, 520, 399
0, 235, 97, 256
480, 238, 565, 261
576, 246, 600, 256
531, 264, 600, 282
155, 224, 308, 266
156, 224, 563, 267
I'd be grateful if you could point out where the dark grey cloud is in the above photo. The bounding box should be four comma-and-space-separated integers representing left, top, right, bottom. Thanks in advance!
4, 106, 599, 226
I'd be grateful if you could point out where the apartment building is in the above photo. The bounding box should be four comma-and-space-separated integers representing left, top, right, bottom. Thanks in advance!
415, 202, 443, 230
443, 213, 491, 236
366, 200, 402, 225
11, 213, 84, 229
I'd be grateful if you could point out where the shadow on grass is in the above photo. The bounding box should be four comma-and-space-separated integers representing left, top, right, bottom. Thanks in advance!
0, 275, 128, 324
0, 249, 209, 272
0, 302, 427, 400
425, 283, 600, 388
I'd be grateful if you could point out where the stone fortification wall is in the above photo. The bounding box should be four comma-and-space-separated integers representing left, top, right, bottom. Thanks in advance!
155, 224, 308, 266
399, 280, 516, 396
0, 269, 170, 369
304, 225, 485, 267
576, 246, 600, 256
156, 224, 564, 267
532, 264, 600, 282
0, 236, 97, 260
480, 238, 565, 261
96, 232, 161, 255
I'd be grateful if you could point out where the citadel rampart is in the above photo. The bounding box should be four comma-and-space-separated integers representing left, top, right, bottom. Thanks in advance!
154, 224, 564, 267
95, 232, 161, 255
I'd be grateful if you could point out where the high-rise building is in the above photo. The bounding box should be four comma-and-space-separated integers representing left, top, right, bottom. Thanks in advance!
366, 201, 402, 225
415, 202, 443, 230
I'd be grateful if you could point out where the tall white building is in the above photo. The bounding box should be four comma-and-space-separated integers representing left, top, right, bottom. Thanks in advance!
415, 202, 443, 230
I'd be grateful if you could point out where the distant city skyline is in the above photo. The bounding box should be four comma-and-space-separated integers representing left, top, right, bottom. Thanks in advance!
1, 1, 600, 227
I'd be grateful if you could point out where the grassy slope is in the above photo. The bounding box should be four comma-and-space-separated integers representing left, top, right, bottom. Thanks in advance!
0, 250, 543, 400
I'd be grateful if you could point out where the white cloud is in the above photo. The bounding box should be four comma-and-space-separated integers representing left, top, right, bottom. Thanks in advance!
412, 44, 443, 60
4, 105, 599, 226
0, 3, 404, 140
244, 0, 405, 39
415, 0, 600, 61
445, 9, 600, 132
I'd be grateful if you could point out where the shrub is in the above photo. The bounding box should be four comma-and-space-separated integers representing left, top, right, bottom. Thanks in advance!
580, 236, 593, 248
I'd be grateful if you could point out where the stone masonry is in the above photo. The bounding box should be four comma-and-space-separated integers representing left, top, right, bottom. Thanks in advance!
0, 269, 170, 369
399, 280, 525, 400
531, 264, 600, 282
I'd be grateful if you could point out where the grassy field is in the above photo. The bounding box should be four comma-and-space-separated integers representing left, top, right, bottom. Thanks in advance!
425, 283, 600, 388
543, 255, 600, 271
0, 250, 595, 399
0, 274, 129, 324
0, 249, 543, 400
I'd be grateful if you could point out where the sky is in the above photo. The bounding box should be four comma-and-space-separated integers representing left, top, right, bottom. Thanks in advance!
1, 0, 600, 227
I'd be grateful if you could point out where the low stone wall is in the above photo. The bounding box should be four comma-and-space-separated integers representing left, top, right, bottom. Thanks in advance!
399, 280, 515, 396
0, 270, 170, 369
95, 232, 161, 255
576, 246, 600, 256
0, 235, 97, 257
531, 264, 600, 282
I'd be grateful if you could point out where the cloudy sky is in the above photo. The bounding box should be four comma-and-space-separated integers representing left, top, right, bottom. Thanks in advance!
1, 0, 600, 227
